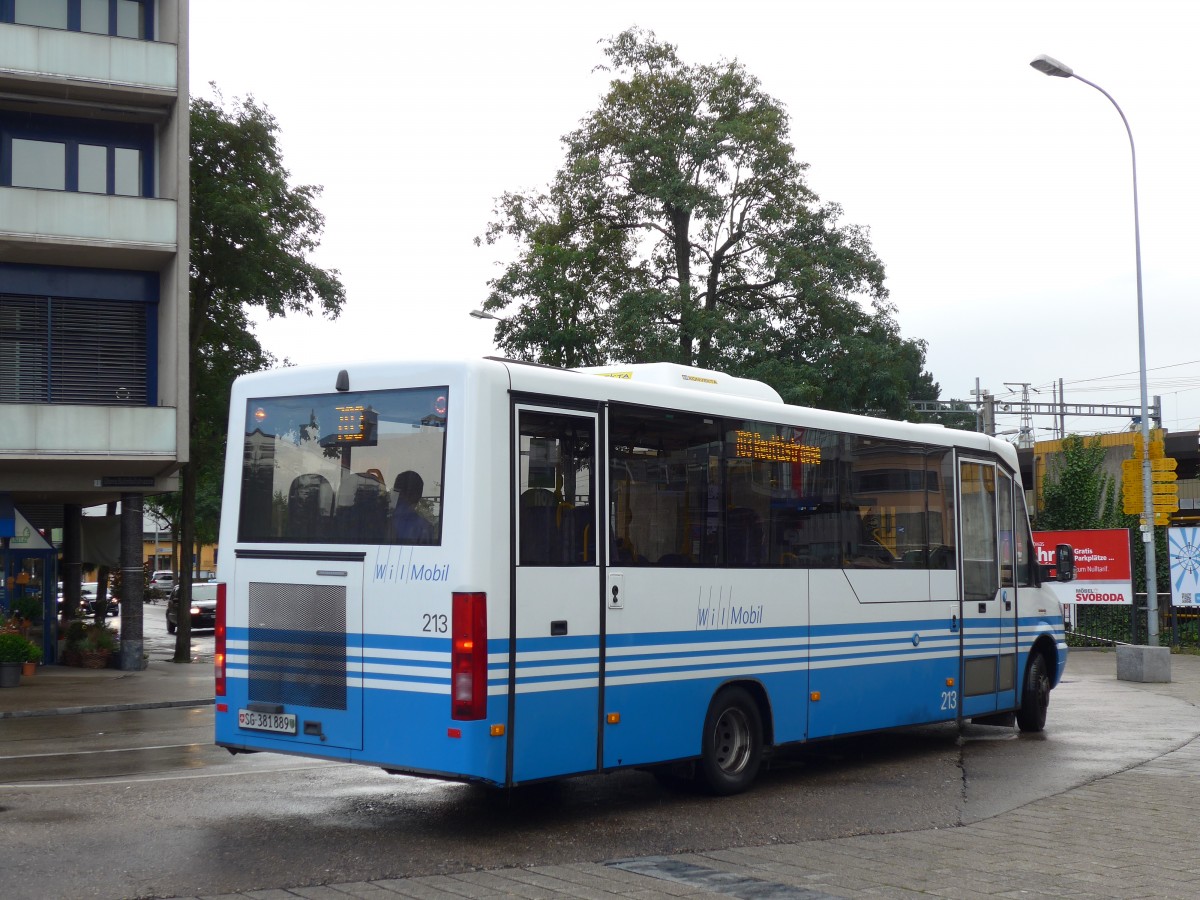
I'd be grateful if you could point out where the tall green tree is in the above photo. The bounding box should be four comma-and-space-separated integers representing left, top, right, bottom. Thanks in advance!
1035, 435, 1123, 531
478, 28, 938, 418
178, 90, 345, 661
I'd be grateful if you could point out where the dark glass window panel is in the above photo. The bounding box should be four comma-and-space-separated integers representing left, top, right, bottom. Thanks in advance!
238, 387, 448, 546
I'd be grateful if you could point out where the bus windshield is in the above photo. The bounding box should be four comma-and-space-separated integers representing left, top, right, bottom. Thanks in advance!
237, 386, 448, 545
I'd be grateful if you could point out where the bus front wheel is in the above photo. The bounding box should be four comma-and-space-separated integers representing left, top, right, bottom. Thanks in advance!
1016, 653, 1050, 733
697, 686, 763, 795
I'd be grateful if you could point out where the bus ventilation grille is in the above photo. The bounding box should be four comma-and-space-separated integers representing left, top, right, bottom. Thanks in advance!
247, 581, 348, 711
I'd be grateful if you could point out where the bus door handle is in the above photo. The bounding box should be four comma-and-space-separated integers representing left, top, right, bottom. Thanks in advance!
608, 573, 624, 609
978, 602, 987, 614
949, 607, 958, 632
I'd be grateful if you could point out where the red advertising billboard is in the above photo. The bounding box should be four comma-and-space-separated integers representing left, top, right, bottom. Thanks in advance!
1033, 528, 1134, 604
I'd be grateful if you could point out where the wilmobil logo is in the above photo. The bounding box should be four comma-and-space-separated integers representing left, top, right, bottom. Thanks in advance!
372, 554, 450, 584
696, 598, 765, 629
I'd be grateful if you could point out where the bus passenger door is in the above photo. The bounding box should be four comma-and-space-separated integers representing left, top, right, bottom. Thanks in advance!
994, 470, 1019, 710
958, 459, 1006, 717
511, 406, 601, 783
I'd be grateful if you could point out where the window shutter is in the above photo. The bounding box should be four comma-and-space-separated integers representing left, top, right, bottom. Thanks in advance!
0, 297, 49, 402
0, 296, 148, 404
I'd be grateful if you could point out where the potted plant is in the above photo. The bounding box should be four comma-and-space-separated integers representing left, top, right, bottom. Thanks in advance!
61, 619, 86, 667
23, 642, 43, 677
9, 595, 42, 635
67, 622, 118, 669
0, 631, 37, 687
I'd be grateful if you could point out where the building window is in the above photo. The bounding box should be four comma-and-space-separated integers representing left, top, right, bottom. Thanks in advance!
7, 0, 151, 39
78, 144, 107, 194
113, 146, 140, 196
11, 138, 66, 190
1, 113, 153, 196
114, 0, 143, 37
14, 0, 68, 30
80, 0, 107, 32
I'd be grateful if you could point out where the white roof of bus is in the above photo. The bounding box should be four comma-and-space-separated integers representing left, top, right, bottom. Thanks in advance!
230, 356, 1017, 470
577, 363, 782, 403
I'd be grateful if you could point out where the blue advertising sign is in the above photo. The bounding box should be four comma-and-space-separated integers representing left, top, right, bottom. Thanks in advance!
1169, 527, 1200, 607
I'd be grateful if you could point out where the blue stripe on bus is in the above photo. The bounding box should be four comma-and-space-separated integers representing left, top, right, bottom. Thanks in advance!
604, 625, 805, 648
357, 670, 449, 685
227, 617, 1065, 689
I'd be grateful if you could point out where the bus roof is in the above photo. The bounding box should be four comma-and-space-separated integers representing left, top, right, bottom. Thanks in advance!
230, 356, 1017, 470
577, 363, 783, 403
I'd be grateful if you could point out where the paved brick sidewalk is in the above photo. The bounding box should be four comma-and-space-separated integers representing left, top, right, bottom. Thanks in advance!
184, 651, 1200, 900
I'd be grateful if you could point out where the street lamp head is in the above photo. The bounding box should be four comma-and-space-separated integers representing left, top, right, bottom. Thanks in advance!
1030, 54, 1074, 78
469, 309, 499, 321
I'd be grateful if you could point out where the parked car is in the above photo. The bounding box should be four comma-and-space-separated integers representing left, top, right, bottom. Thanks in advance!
150, 570, 176, 591
166, 582, 217, 633
56, 581, 118, 617
82, 582, 119, 617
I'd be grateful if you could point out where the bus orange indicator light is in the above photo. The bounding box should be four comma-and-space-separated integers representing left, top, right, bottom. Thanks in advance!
447, 728, 462, 739
946, 678, 955, 687
606, 712, 620, 724
810, 691, 820, 702
490, 724, 505, 737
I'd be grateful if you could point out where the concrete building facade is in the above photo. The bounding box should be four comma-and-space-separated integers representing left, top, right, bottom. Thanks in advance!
0, 0, 189, 658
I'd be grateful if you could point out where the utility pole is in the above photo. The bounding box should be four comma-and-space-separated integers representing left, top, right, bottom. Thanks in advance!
1059, 378, 1066, 439
971, 381, 995, 435
1004, 382, 1040, 448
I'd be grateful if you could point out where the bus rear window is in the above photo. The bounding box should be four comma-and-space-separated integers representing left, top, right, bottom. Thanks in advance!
238, 387, 448, 545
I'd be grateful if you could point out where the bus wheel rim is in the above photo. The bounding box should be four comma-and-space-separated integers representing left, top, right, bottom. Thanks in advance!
714, 707, 751, 774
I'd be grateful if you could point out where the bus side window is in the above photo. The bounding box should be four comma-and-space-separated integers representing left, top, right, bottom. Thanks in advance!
519, 488, 558, 565
725, 507, 763, 565
1014, 489, 1036, 587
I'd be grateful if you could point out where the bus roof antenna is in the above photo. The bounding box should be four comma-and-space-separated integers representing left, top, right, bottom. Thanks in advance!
335, 369, 350, 392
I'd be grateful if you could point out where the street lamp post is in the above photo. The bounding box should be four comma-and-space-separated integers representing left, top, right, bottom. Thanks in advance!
1030, 54, 1159, 644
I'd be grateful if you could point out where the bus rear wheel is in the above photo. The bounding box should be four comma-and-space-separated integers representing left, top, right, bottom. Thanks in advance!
697, 686, 763, 795
1017, 653, 1050, 733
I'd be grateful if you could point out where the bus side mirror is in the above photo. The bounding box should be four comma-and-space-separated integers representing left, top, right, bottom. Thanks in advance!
1055, 544, 1075, 582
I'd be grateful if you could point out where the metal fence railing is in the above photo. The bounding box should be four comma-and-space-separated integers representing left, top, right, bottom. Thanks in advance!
1064, 595, 1198, 649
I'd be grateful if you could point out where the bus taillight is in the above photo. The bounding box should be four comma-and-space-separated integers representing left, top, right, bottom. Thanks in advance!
214, 582, 227, 697
451, 592, 487, 720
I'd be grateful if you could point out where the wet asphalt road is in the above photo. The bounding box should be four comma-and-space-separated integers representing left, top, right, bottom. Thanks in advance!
1, 649, 1198, 900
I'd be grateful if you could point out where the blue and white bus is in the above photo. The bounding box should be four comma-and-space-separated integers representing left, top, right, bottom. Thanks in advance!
214, 357, 1069, 794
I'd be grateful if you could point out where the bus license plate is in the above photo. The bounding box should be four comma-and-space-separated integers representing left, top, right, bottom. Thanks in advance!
238, 709, 297, 735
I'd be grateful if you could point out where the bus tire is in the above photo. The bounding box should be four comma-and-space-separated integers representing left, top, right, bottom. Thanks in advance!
697, 686, 763, 795
1016, 653, 1050, 733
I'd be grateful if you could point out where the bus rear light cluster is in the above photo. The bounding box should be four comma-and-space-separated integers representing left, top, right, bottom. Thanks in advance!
214, 582, 227, 697
451, 591, 487, 720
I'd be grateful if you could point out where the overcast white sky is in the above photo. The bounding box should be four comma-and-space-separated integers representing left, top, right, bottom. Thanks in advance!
189, 0, 1200, 440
